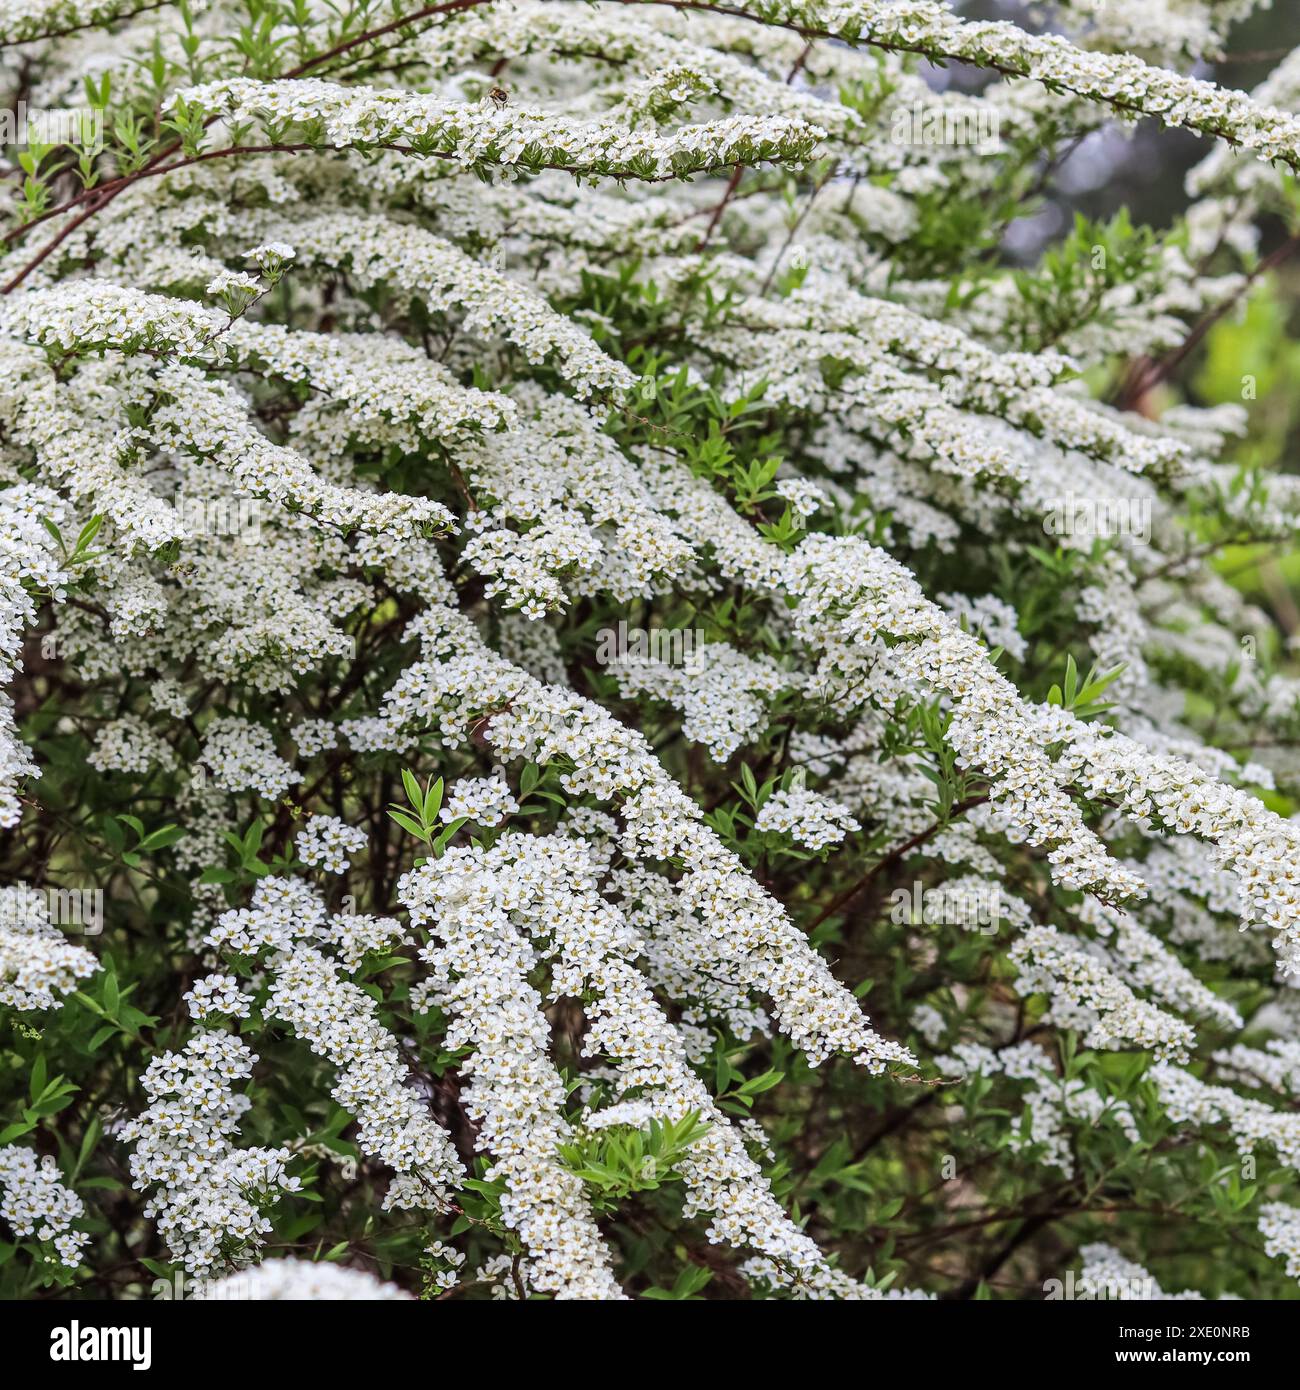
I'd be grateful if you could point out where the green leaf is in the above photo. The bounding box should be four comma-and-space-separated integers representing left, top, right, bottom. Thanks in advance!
422, 776, 444, 824
28, 1055, 47, 1107
74, 1116, 102, 1180
387, 807, 431, 843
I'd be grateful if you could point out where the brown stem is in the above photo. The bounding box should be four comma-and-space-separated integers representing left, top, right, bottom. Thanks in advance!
806, 794, 990, 931
695, 162, 745, 253
0, 0, 171, 49
1116, 229, 1300, 409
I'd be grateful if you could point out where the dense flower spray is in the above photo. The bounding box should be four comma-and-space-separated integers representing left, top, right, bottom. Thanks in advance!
3, 0, 1300, 1301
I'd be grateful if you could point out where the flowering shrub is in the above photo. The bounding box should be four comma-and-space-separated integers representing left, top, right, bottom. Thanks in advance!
4, 0, 1300, 1303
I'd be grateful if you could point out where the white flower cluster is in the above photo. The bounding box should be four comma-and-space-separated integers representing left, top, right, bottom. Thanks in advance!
0, 281, 224, 359
0, 483, 66, 822
313, 911, 408, 974
940, 1042, 1139, 1177
0, 883, 98, 1011
234, 207, 638, 398
784, 534, 1145, 901
753, 785, 861, 851
205, 268, 262, 305
1258, 1204, 1300, 1284
937, 592, 1028, 664
206, 878, 463, 1211
415, 1, 853, 135
177, 75, 824, 185
264, 946, 464, 1208
610, 640, 792, 761
195, 1257, 415, 1300
183, 972, 253, 1021
8, 0, 1300, 1301
0, 1145, 90, 1267
1151, 1064, 1300, 1172
202, 717, 299, 800
373, 601, 912, 1072
0, 342, 186, 551
1077, 896, 1242, 1032
404, 843, 629, 1299
0, 0, 153, 44
221, 318, 514, 456
1009, 925, 1194, 1061
0, 692, 39, 832
728, 288, 1181, 478
774, 477, 827, 518
1054, 715, 1300, 975
295, 815, 368, 874
147, 360, 458, 541
292, 719, 337, 759
118, 1031, 301, 1275
743, 0, 1300, 169
424, 1239, 466, 1293
441, 774, 519, 827
89, 715, 177, 775
1214, 1040, 1300, 1096
401, 830, 916, 1298
1076, 1243, 1206, 1301
455, 393, 695, 608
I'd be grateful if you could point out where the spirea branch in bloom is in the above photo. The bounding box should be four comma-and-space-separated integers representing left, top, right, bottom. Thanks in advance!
4, 0, 1300, 1303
